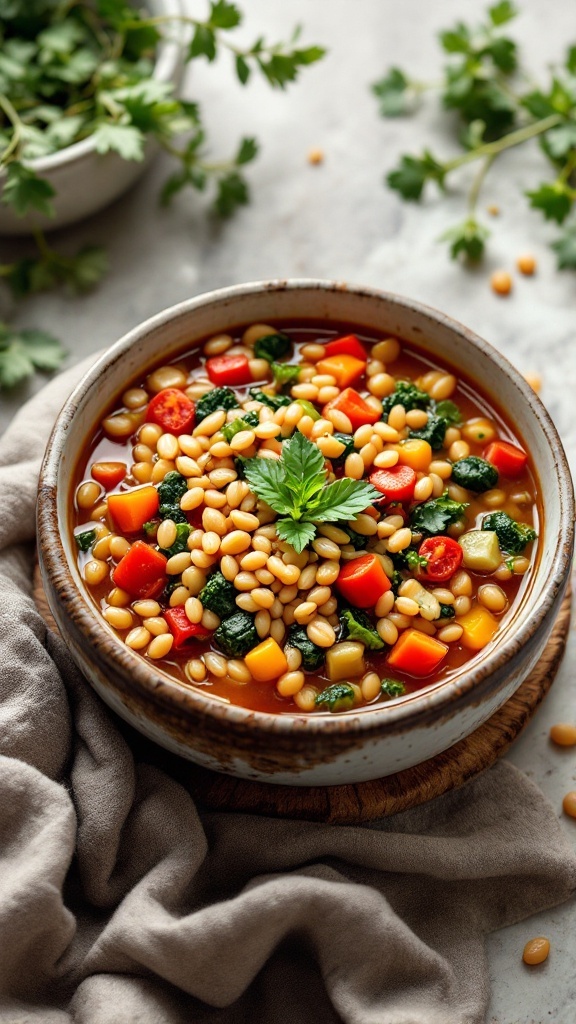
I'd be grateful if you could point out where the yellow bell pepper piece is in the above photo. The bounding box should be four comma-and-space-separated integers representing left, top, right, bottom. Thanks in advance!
396, 438, 433, 472
457, 605, 499, 651
245, 637, 288, 682
315, 354, 366, 389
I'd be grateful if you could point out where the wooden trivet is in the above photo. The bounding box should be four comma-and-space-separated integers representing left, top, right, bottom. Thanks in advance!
34, 564, 571, 823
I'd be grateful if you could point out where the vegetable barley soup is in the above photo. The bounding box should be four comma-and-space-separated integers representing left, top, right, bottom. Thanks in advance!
73, 323, 539, 714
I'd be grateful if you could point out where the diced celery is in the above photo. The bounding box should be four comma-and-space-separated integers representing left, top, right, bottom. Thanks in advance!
326, 641, 365, 682
458, 530, 502, 572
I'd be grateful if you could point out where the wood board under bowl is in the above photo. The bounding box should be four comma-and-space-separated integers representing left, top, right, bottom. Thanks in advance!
33, 564, 571, 824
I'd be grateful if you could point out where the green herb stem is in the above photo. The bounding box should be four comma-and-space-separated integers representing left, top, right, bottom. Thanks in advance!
0, 94, 24, 167
444, 114, 562, 174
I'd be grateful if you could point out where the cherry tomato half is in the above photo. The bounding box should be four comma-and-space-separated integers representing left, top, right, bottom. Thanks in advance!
418, 535, 463, 582
146, 388, 195, 435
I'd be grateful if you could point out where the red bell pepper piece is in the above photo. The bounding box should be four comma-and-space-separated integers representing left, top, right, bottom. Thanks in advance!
483, 440, 528, 477
165, 607, 212, 649
146, 388, 195, 435
323, 334, 368, 360
387, 629, 448, 677
323, 387, 380, 431
206, 354, 254, 387
336, 553, 391, 608
370, 465, 417, 504
112, 540, 167, 599
108, 484, 159, 533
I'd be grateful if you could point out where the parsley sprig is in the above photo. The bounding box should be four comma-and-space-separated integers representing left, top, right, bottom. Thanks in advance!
372, 1, 576, 268
0, 322, 65, 390
0, 0, 325, 296
243, 433, 380, 554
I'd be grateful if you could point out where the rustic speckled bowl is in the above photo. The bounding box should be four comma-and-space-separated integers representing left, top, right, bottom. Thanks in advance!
37, 280, 574, 786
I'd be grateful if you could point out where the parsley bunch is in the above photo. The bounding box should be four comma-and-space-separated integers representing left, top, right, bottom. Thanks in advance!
0, 0, 324, 296
372, 1, 576, 268
243, 433, 380, 554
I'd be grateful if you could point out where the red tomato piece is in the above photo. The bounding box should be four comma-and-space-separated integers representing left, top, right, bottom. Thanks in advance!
418, 536, 463, 581
108, 484, 159, 533
146, 388, 195, 435
370, 465, 417, 504
112, 541, 167, 599
387, 629, 448, 677
483, 440, 528, 477
91, 461, 127, 490
336, 553, 391, 608
206, 354, 254, 387
323, 387, 380, 432
323, 334, 368, 360
165, 607, 212, 649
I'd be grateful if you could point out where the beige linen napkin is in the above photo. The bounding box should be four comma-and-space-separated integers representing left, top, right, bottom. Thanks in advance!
1, 358, 575, 1024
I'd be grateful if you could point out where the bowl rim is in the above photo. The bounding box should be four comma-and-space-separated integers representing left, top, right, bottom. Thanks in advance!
37, 278, 575, 739
4, 0, 185, 176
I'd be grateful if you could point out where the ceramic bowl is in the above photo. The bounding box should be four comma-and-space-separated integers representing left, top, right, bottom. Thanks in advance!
37, 280, 574, 786
0, 0, 185, 237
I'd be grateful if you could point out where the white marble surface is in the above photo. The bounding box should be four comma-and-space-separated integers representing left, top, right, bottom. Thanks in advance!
2, 1, 576, 1020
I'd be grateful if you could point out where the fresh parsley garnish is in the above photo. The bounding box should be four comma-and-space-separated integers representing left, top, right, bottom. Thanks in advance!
410, 493, 468, 536
243, 433, 380, 553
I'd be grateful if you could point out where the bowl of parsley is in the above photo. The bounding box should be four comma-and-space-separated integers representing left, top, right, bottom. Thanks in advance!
0, 0, 185, 236
37, 279, 574, 786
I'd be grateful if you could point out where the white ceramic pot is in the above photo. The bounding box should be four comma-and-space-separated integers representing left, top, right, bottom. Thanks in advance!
37, 281, 574, 786
0, 0, 185, 236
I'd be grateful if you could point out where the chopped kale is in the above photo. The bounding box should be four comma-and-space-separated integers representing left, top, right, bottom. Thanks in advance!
381, 679, 406, 699
199, 570, 237, 619
410, 494, 468, 536
451, 456, 498, 493
482, 511, 537, 554
222, 411, 259, 443
433, 399, 462, 426
161, 576, 182, 602
195, 386, 239, 421
315, 682, 356, 712
340, 607, 384, 650
272, 362, 300, 388
381, 381, 430, 416
158, 522, 191, 558
287, 624, 325, 671
213, 611, 259, 658
249, 387, 291, 410
439, 603, 456, 619
157, 471, 188, 523
408, 412, 448, 450
390, 569, 404, 594
75, 528, 97, 552
331, 431, 356, 469
253, 332, 291, 363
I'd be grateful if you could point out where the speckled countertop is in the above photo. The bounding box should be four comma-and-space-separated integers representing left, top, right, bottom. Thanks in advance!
1, 1, 575, 1020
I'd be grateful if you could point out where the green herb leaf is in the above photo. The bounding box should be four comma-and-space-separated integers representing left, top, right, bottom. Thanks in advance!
214, 170, 250, 216
526, 182, 573, 224
410, 493, 468, 536
272, 362, 300, 387
306, 477, 379, 522
372, 67, 413, 117
552, 225, 576, 269
434, 399, 462, 425
276, 518, 317, 551
92, 122, 145, 162
0, 323, 65, 390
387, 151, 446, 201
1, 162, 55, 217
209, 0, 242, 30
75, 528, 97, 552
440, 218, 490, 261
488, 1, 517, 26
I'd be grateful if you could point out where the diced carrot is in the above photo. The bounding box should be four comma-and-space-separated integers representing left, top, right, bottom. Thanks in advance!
370, 465, 417, 503
245, 637, 288, 681
108, 484, 159, 533
91, 461, 127, 490
457, 605, 499, 651
323, 334, 368, 360
315, 354, 366, 388
336, 554, 391, 608
206, 354, 254, 387
323, 387, 380, 431
396, 439, 433, 473
483, 440, 528, 477
387, 629, 448, 676
112, 540, 167, 599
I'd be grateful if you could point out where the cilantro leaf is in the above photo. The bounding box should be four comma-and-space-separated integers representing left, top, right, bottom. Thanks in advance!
0, 323, 66, 390
488, 1, 518, 26
214, 170, 249, 216
209, 0, 242, 31
92, 122, 145, 162
387, 151, 446, 201
552, 225, 576, 269
440, 218, 490, 261
372, 67, 413, 117
1, 162, 55, 217
526, 182, 572, 224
